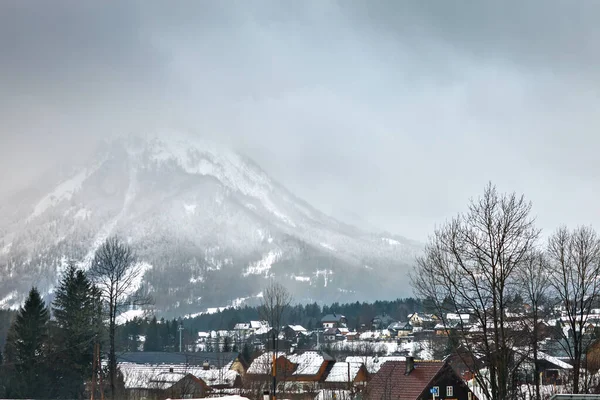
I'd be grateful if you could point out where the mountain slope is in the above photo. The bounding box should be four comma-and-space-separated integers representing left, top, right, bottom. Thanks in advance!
0, 133, 422, 315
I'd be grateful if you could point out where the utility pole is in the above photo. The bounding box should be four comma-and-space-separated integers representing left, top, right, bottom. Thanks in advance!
178, 322, 184, 352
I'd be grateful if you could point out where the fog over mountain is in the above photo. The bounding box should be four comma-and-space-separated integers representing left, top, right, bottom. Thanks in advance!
0, 134, 421, 315
1, 2, 600, 313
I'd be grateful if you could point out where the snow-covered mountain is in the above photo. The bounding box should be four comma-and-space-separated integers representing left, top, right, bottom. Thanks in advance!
0, 133, 422, 316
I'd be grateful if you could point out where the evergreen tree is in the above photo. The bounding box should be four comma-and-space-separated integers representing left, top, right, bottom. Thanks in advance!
4, 287, 50, 399
144, 316, 160, 351
222, 336, 231, 352
51, 263, 102, 398
241, 342, 252, 364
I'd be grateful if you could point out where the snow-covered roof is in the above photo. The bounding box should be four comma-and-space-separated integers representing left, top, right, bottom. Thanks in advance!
538, 351, 573, 370
234, 323, 250, 330
246, 352, 287, 374
288, 351, 329, 376
287, 325, 307, 332
247, 351, 330, 376
345, 356, 406, 374
250, 320, 268, 329
324, 362, 364, 383
446, 313, 470, 321
118, 363, 240, 389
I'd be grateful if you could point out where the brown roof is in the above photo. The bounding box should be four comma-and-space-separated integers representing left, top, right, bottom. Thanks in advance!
366, 360, 446, 400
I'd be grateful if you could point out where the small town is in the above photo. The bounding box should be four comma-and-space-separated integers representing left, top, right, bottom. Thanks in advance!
1, 2, 599, 400
105, 301, 600, 400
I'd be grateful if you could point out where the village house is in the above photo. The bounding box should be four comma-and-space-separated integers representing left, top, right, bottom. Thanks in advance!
388, 321, 413, 337
371, 314, 397, 330
116, 351, 244, 399
246, 350, 336, 397
324, 327, 345, 342
321, 313, 347, 329
407, 313, 437, 328
283, 325, 308, 341
345, 356, 406, 375
323, 361, 369, 391
365, 357, 478, 400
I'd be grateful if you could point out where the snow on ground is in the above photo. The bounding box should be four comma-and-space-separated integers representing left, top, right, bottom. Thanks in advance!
0, 290, 19, 310
320, 242, 337, 251
74, 208, 91, 220
315, 269, 333, 287
292, 274, 311, 282
148, 133, 296, 228
183, 203, 197, 215
27, 161, 104, 222
382, 237, 401, 246
1, 242, 12, 255
116, 308, 146, 325
189, 275, 204, 283
243, 250, 281, 277
125, 261, 153, 296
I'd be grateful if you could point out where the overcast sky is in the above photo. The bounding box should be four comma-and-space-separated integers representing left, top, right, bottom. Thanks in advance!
1, 1, 599, 240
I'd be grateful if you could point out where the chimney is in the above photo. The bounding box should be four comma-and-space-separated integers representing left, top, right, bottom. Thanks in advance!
405, 357, 415, 375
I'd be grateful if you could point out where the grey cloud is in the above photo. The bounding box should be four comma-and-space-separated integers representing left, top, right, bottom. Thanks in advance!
1, 1, 599, 240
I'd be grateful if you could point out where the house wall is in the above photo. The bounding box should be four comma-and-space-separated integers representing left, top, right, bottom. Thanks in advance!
165, 375, 208, 399
420, 371, 477, 400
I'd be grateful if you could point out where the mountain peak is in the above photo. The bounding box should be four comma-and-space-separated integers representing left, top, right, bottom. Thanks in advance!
0, 133, 420, 315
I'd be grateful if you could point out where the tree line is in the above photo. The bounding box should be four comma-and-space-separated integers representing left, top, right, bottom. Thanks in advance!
0, 236, 148, 399
412, 183, 600, 400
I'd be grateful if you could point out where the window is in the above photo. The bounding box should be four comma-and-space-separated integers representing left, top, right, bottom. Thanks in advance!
446, 386, 453, 396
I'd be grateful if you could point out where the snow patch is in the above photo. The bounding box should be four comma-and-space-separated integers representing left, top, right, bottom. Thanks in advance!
0, 242, 12, 255
320, 243, 336, 251
0, 290, 18, 310
28, 161, 104, 222
147, 134, 296, 227
243, 250, 281, 277
292, 275, 311, 282
115, 309, 146, 325
127, 261, 153, 296
382, 237, 401, 246
315, 269, 333, 287
189, 275, 204, 284
80, 165, 139, 268
184, 203, 197, 215
74, 208, 91, 220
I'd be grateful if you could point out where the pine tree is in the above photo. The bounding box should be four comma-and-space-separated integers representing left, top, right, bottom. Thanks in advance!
144, 316, 160, 351
51, 263, 103, 399
222, 336, 231, 352
4, 287, 50, 398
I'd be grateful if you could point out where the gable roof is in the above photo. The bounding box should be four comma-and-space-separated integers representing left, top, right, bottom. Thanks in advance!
367, 360, 447, 400
321, 314, 345, 322
246, 351, 333, 376
118, 363, 240, 389
324, 362, 365, 383
345, 356, 406, 374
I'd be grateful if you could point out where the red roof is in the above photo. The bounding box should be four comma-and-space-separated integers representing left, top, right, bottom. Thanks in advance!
366, 360, 446, 400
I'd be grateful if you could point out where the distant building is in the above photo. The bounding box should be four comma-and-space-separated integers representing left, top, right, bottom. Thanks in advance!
321, 313, 347, 329
366, 358, 478, 400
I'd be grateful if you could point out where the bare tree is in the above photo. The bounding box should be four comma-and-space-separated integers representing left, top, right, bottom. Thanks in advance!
258, 281, 292, 400
547, 226, 600, 393
518, 251, 550, 400
89, 236, 150, 400
411, 183, 539, 400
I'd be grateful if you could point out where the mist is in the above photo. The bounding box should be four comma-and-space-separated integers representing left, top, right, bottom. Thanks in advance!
1, 1, 599, 240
